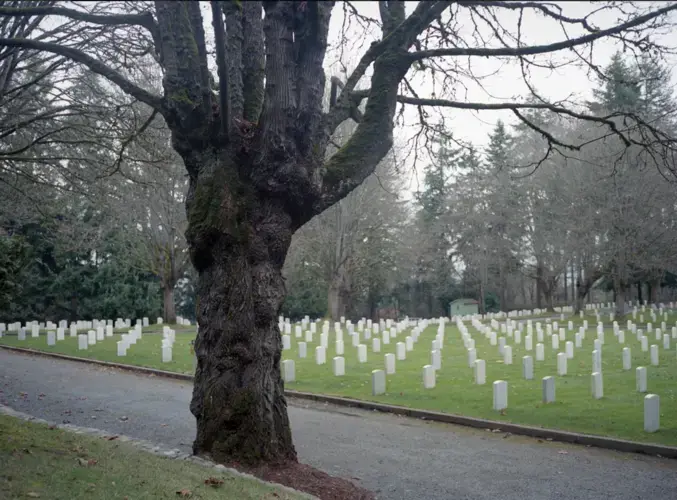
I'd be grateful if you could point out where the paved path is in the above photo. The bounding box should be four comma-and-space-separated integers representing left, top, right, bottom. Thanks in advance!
1, 350, 676, 500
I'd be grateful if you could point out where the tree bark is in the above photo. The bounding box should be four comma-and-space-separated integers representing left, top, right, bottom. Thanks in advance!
163, 284, 177, 324
187, 156, 296, 465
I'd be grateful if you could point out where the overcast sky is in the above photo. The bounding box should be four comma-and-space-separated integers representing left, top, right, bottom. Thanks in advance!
321, 1, 677, 192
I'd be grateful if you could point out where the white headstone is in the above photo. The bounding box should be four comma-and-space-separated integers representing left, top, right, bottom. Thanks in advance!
663, 334, 670, 350
396, 342, 406, 360
557, 352, 567, 376
282, 359, 295, 382
592, 350, 601, 373
47, 331, 56, 346
474, 359, 486, 385
522, 355, 533, 380
282, 335, 291, 350
56, 328, 64, 341
622, 347, 631, 370
315, 346, 326, 365
430, 349, 441, 371
422, 364, 436, 389
298, 342, 307, 358
31, 324, 39, 338
636, 366, 647, 393
525, 335, 533, 351
335, 340, 344, 355
650, 344, 659, 366
644, 394, 660, 433
372, 369, 386, 395
87, 330, 96, 345
160, 345, 172, 362
385, 353, 396, 374
618, 330, 625, 344
641, 336, 648, 352
591, 372, 603, 399
503, 345, 512, 365
467, 348, 477, 368
357, 344, 367, 363
542, 376, 555, 403
498, 336, 506, 355
536, 343, 545, 361
332, 356, 345, 376
492, 380, 508, 411
372, 337, 381, 353
551, 335, 559, 350
78, 334, 88, 350
565, 341, 574, 359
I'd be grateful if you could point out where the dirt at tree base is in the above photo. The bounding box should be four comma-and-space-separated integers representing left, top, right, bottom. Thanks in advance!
225, 460, 376, 500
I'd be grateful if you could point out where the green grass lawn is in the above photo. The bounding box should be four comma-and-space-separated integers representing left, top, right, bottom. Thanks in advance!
0, 414, 303, 499
2, 311, 676, 446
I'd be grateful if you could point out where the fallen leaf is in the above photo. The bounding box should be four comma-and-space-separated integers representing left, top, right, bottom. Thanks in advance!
204, 477, 224, 487
499, 409, 507, 416
558, 450, 568, 455
77, 458, 88, 466
48, 425, 57, 430
176, 489, 192, 497
106, 436, 119, 441
119, 416, 129, 421
160, 423, 169, 427
26, 492, 40, 498
87, 459, 98, 466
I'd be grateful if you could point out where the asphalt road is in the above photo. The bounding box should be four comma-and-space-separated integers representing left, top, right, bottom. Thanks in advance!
1, 350, 676, 500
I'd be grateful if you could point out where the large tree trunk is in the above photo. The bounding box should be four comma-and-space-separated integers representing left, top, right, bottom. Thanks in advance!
187, 164, 296, 465
536, 263, 544, 309
163, 284, 177, 324
478, 279, 486, 315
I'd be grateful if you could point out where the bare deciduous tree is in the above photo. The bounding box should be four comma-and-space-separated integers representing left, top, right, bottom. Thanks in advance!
2, 0, 677, 465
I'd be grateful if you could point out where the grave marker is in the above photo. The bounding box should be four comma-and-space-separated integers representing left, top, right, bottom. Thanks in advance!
423, 365, 436, 389
282, 359, 295, 382
385, 353, 396, 374
372, 337, 381, 353
298, 342, 307, 358
591, 372, 603, 399
332, 356, 345, 376
357, 344, 368, 363
551, 335, 559, 350
565, 341, 574, 359
522, 356, 533, 380
315, 346, 326, 365
468, 348, 476, 368
650, 344, 659, 366
636, 366, 647, 393
622, 347, 631, 370
431, 349, 441, 371
542, 376, 555, 403
47, 331, 56, 346
335, 340, 344, 355
396, 342, 406, 360
282, 335, 291, 350
503, 345, 512, 365
492, 380, 508, 411
644, 394, 660, 433
78, 334, 88, 350
536, 343, 545, 361
474, 359, 486, 385
372, 370, 386, 395
556, 352, 567, 375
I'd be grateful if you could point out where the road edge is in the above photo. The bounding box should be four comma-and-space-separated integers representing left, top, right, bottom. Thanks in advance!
2, 343, 676, 460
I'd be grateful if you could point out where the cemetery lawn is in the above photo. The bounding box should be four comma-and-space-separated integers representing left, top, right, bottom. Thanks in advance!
2, 316, 677, 447
0, 414, 303, 500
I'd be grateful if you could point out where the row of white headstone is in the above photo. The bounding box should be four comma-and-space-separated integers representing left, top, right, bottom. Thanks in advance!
0, 317, 163, 333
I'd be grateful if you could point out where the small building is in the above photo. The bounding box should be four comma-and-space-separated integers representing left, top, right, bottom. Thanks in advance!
449, 298, 479, 317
